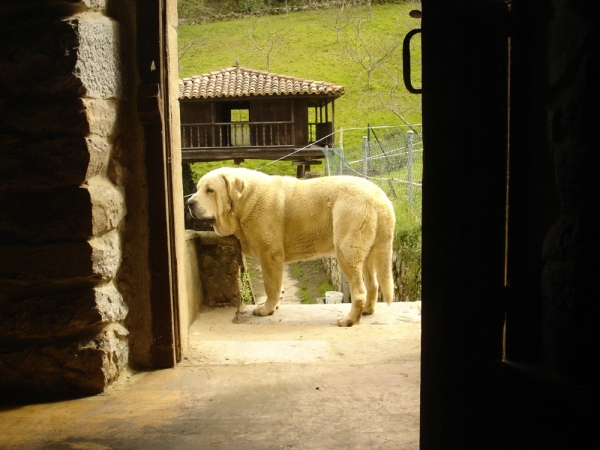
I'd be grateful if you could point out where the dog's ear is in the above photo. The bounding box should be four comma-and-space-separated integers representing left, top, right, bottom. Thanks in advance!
222, 174, 246, 202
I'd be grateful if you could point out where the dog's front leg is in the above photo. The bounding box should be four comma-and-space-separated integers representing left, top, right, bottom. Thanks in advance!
253, 254, 284, 316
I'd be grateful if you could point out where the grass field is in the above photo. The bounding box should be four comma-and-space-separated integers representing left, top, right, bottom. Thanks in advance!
179, 2, 422, 153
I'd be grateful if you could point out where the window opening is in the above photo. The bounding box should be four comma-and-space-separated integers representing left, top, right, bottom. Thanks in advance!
230, 108, 251, 147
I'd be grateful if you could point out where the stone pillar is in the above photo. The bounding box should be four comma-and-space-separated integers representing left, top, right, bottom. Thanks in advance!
194, 232, 243, 307
0, 1, 140, 397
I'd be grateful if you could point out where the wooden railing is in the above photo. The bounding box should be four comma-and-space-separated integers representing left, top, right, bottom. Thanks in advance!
181, 121, 295, 149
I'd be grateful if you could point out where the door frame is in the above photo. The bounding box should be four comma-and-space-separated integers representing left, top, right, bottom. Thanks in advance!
136, 0, 184, 368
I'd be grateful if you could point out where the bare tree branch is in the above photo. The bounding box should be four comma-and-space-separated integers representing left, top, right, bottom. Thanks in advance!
178, 39, 199, 62
244, 17, 290, 72
178, 28, 211, 75
315, 1, 354, 43
341, 15, 402, 87
375, 71, 421, 133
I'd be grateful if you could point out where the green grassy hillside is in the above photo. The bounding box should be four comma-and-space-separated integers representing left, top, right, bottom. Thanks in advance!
179, 2, 422, 164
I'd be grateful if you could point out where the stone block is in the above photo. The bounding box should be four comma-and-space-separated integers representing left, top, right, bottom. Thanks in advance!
107, 157, 128, 187
0, 182, 124, 244
91, 230, 122, 280
4, 97, 91, 137
0, 230, 121, 288
0, 283, 128, 341
0, 13, 120, 99
88, 179, 126, 236
71, 14, 122, 99
0, 136, 91, 190
0, 324, 129, 397
197, 231, 240, 247
86, 136, 114, 180
3, 98, 121, 141
82, 99, 120, 138
0, 19, 80, 97
0, 187, 93, 244
82, 0, 107, 10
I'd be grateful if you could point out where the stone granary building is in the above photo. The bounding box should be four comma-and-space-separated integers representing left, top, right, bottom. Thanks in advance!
0, 0, 599, 448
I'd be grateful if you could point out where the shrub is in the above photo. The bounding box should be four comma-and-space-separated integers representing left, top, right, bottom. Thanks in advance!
392, 195, 422, 301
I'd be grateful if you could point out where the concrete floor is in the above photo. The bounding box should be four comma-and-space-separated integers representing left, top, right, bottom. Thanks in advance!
0, 302, 421, 449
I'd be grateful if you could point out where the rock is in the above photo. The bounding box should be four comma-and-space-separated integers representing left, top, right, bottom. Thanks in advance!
0, 282, 128, 341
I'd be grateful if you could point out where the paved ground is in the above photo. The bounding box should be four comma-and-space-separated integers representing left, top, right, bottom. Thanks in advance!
0, 302, 421, 450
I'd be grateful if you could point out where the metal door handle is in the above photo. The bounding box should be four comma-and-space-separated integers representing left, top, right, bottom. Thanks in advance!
403, 28, 422, 94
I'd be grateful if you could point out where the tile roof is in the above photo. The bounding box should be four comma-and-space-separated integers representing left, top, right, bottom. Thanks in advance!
179, 66, 345, 99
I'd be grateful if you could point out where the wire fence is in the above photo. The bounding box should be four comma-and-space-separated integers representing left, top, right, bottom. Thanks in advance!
321, 125, 423, 215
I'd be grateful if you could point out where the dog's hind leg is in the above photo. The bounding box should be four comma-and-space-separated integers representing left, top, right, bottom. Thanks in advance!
363, 235, 394, 314
253, 253, 284, 316
335, 244, 367, 327
362, 256, 379, 315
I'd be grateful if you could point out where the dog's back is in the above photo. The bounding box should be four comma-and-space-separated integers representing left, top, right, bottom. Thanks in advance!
263, 175, 395, 264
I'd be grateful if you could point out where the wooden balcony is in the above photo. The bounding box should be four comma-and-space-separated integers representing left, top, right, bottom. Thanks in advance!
181, 121, 330, 163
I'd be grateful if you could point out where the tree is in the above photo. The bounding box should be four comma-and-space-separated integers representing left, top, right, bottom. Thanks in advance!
178, 28, 211, 75
244, 17, 290, 71
374, 70, 421, 133
341, 15, 402, 87
316, 1, 354, 43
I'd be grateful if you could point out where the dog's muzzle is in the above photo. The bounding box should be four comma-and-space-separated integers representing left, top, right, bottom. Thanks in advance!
186, 198, 216, 225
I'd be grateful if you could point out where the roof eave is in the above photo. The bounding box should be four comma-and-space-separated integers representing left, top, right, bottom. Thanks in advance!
178, 92, 344, 101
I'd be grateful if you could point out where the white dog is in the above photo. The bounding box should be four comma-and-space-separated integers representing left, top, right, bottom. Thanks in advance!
187, 167, 395, 327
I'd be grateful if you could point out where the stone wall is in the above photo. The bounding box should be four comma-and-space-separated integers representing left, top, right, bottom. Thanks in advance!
0, 0, 148, 397
322, 250, 418, 303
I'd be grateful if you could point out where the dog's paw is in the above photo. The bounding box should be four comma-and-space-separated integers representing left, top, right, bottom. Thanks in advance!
337, 316, 357, 327
253, 304, 275, 316
362, 308, 375, 315
257, 301, 279, 310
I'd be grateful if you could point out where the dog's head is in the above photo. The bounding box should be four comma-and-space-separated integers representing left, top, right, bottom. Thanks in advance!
186, 168, 246, 236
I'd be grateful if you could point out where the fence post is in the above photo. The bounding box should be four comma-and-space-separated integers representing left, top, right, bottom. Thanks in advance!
337, 128, 344, 175
407, 130, 414, 206
362, 136, 369, 178
325, 145, 331, 176
367, 124, 372, 173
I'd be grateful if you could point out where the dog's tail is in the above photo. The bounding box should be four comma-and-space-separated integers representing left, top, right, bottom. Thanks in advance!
372, 204, 396, 306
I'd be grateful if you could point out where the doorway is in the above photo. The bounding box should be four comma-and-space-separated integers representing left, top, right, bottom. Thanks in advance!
170, 3, 424, 447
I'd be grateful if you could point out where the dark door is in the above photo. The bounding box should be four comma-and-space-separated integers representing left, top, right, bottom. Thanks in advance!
420, 1, 509, 447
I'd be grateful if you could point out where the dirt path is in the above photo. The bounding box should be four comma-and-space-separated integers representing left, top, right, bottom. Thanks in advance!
246, 258, 334, 305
